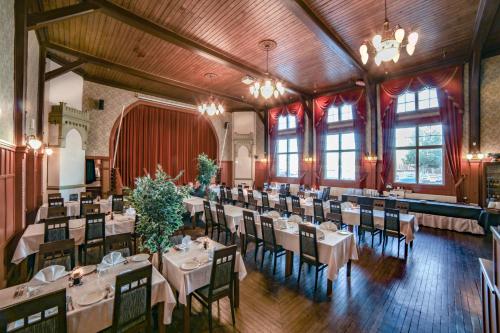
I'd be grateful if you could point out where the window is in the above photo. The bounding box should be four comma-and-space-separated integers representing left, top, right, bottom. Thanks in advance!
397, 87, 439, 113
327, 104, 353, 123
277, 115, 296, 130
394, 124, 443, 185
324, 132, 356, 180
277, 138, 299, 177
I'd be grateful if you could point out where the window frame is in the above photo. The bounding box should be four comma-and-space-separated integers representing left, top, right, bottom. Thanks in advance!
324, 130, 357, 181
326, 103, 354, 124
276, 136, 299, 178
396, 87, 440, 115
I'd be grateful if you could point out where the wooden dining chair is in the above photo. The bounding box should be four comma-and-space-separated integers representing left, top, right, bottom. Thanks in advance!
111, 264, 152, 333
395, 201, 410, 214
215, 204, 231, 245
321, 187, 331, 202
359, 205, 382, 248
105, 233, 133, 257
189, 245, 237, 333
204, 200, 218, 239
279, 184, 286, 195
263, 182, 269, 191
80, 191, 92, 199
326, 200, 345, 230
48, 197, 64, 208
82, 204, 100, 217
297, 224, 327, 293
225, 187, 235, 205
291, 195, 305, 218
373, 199, 386, 211
383, 208, 406, 258
48, 192, 62, 199
236, 188, 247, 208
260, 191, 272, 213
111, 194, 124, 213
277, 194, 290, 217
44, 216, 70, 243
79, 197, 93, 216
219, 185, 227, 204
38, 238, 75, 272
260, 216, 286, 275
247, 190, 258, 211
81, 213, 106, 265
0, 289, 67, 333
297, 190, 306, 199
47, 206, 67, 219
313, 199, 325, 224
309, 192, 318, 199
69, 193, 79, 202
285, 183, 290, 196
242, 210, 262, 262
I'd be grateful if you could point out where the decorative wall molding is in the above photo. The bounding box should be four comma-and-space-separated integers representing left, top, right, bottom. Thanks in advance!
233, 132, 254, 158
48, 102, 89, 149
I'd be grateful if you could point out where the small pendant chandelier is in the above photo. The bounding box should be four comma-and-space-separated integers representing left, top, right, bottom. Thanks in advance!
359, 0, 418, 66
198, 73, 224, 116
249, 40, 285, 99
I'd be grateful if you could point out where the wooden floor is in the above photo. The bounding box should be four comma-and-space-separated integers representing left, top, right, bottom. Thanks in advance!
168, 226, 491, 333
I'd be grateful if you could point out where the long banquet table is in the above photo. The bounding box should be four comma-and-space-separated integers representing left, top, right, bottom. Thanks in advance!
35, 199, 111, 222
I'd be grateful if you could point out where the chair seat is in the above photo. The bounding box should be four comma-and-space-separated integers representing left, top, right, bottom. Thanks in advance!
385, 230, 406, 239
264, 244, 285, 253
193, 284, 231, 302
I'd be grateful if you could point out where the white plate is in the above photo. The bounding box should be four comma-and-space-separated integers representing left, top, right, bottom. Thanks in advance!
76, 265, 96, 276
180, 261, 201, 271
131, 254, 150, 262
338, 230, 351, 235
76, 290, 106, 306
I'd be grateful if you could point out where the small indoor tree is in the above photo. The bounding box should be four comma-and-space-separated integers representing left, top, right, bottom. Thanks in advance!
129, 165, 189, 272
196, 153, 219, 194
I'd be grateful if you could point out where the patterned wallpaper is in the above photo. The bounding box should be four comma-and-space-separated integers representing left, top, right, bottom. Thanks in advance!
481, 55, 500, 154
25, 31, 39, 137
0, 0, 14, 143
82, 81, 232, 160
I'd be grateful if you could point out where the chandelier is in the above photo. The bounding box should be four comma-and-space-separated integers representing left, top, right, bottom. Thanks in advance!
198, 73, 224, 116
249, 40, 285, 99
359, 0, 418, 66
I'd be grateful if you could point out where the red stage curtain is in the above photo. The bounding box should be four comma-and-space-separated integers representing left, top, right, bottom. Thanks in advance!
379, 66, 464, 198
268, 102, 305, 182
313, 89, 367, 187
115, 104, 218, 187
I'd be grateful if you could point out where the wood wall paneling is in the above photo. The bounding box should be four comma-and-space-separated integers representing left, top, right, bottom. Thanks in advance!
219, 161, 233, 187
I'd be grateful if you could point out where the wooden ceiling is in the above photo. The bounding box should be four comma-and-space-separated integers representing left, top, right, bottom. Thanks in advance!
30, 0, 499, 111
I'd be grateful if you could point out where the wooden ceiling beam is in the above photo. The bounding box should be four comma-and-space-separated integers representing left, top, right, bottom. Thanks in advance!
44, 42, 256, 108
281, 0, 365, 74
46, 52, 87, 78
27, 2, 99, 30
45, 59, 85, 81
469, 0, 500, 57
86, 0, 307, 96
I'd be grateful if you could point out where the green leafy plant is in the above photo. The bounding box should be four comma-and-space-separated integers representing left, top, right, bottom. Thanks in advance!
129, 165, 190, 272
196, 153, 219, 192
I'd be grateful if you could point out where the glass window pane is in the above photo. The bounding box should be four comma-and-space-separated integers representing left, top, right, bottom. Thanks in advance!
395, 149, 416, 183
277, 139, 287, 153
419, 148, 443, 184
278, 116, 287, 130
277, 154, 287, 177
341, 104, 353, 121
327, 107, 339, 123
395, 127, 416, 147
325, 152, 339, 179
419, 124, 443, 146
341, 151, 356, 180
289, 138, 298, 153
418, 87, 439, 110
288, 115, 296, 129
326, 134, 339, 151
288, 153, 299, 177
341, 132, 355, 150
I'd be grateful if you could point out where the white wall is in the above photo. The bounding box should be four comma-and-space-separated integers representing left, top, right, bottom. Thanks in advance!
46, 59, 83, 110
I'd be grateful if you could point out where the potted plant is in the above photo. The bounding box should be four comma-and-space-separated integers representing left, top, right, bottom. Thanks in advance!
129, 165, 190, 273
196, 153, 219, 197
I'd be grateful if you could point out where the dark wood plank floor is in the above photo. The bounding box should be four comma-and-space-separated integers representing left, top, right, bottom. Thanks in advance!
168, 226, 491, 333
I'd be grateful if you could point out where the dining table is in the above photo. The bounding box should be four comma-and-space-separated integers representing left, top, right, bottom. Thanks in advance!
0, 259, 176, 333
160, 238, 247, 333
35, 199, 111, 223
12, 213, 136, 264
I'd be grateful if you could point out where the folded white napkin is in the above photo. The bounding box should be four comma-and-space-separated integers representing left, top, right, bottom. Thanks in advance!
181, 235, 192, 247
101, 251, 125, 266
288, 215, 303, 224
125, 207, 136, 215
319, 221, 338, 231
267, 211, 281, 219
32, 265, 69, 284
317, 230, 326, 240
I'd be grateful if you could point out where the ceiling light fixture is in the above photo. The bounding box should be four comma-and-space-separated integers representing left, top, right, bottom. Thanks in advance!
359, 0, 418, 66
198, 73, 224, 116
249, 40, 286, 100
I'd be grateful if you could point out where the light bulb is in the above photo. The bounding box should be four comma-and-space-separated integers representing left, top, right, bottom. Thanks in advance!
45, 148, 53, 156
260, 82, 273, 99
198, 105, 203, 113
374, 54, 382, 66
406, 43, 415, 56
273, 90, 279, 98
254, 81, 260, 89
218, 105, 224, 114
408, 32, 418, 45
395, 27, 405, 43
207, 104, 216, 116
249, 85, 255, 94
393, 52, 400, 63
276, 81, 284, 94
359, 44, 368, 55
361, 53, 369, 65
466, 153, 473, 160
372, 35, 382, 49
28, 137, 42, 150
477, 153, 485, 159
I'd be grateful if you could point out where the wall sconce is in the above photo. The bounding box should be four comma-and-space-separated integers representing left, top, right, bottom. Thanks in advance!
45, 148, 53, 156
466, 152, 485, 161
26, 135, 42, 150
366, 154, 378, 162
304, 157, 313, 163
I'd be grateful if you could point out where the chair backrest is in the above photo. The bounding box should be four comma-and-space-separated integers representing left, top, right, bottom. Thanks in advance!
80, 191, 92, 199
313, 199, 325, 222
47, 206, 67, 219
219, 186, 227, 202
112, 264, 152, 333
48, 197, 64, 208
278, 194, 287, 210
105, 233, 133, 257
85, 213, 106, 243
261, 191, 270, 208
0, 289, 67, 333
279, 184, 286, 195
215, 204, 227, 228
80, 197, 93, 216
285, 183, 290, 194
203, 200, 214, 224
82, 204, 100, 217
38, 238, 75, 272
299, 224, 319, 263
44, 217, 70, 243
238, 188, 245, 203
247, 191, 258, 210
322, 187, 331, 201
329, 200, 342, 214
297, 191, 305, 199
247, 190, 254, 201
48, 193, 62, 199
69, 193, 78, 202
346, 195, 358, 204
112, 195, 124, 213
360, 205, 374, 228
291, 195, 301, 209
384, 208, 401, 234
225, 187, 232, 201
208, 245, 237, 298
263, 182, 269, 190
395, 201, 410, 214
242, 210, 257, 239
373, 199, 385, 211
237, 184, 243, 189
260, 216, 277, 250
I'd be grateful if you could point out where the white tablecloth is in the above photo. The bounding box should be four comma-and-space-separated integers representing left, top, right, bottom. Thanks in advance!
411, 212, 484, 235
0, 260, 176, 332
161, 239, 246, 305
36, 200, 111, 222
183, 196, 205, 217
12, 213, 136, 264
207, 203, 251, 233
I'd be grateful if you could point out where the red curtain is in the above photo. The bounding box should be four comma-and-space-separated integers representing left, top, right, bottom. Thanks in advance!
268, 102, 305, 182
313, 89, 367, 187
379, 66, 464, 197
114, 104, 218, 187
